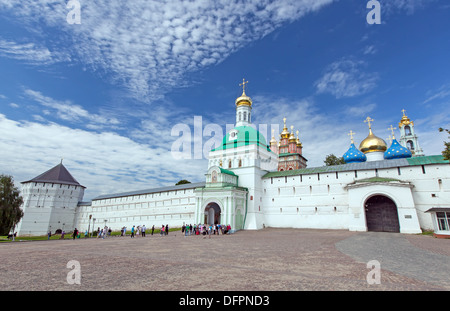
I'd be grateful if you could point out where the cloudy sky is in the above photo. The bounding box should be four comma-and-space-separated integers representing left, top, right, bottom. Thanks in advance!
0, 0, 449, 200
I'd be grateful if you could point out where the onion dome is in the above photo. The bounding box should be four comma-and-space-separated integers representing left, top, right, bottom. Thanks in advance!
296, 131, 302, 148
289, 126, 297, 142
280, 117, 290, 139
270, 129, 277, 144
384, 138, 412, 159
359, 117, 387, 154
235, 79, 252, 107
235, 90, 252, 107
343, 143, 367, 163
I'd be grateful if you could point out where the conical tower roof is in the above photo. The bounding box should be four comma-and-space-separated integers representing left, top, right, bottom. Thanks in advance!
22, 162, 84, 188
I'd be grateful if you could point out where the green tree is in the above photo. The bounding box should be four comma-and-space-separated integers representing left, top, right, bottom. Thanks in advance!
175, 179, 191, 185
439, 128, 450, 160
324, 154, 346, 166
0, 175, 24, 235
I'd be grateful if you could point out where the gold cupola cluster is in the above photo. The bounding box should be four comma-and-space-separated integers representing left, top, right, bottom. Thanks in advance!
269, 117, 307, 171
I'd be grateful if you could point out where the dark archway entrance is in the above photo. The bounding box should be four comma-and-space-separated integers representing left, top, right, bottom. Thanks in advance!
204, 203, 221, 225
365, 195, 400, 232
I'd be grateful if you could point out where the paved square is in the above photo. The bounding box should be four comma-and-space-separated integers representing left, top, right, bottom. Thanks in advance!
1, 228, 449, 291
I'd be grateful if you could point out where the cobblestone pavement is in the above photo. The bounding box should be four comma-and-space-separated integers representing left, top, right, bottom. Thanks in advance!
0, 228, 448, 291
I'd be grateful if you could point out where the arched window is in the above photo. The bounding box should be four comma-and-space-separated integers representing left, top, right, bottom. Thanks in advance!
405, 126, 411, 135
238, 112, 242, 121
243, 111, 247, 122
407, 140, 415, 150
238, 159, 242, 167
228, 160, 232, 169
248, 112, 251, 122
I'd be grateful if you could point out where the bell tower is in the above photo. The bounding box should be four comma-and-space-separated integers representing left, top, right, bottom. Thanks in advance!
398, 109, 424, 156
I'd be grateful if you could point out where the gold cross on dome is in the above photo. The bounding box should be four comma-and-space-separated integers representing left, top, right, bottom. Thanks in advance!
386, 135, 393, 145
388, 125, 396, 138
239, 78, 249, 94
401, 109, 407, 116
364, 117, 374, 129
348, 130, 355, 143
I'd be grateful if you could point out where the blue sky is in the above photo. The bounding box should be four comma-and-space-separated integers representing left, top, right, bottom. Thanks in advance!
0, 0, 449, 200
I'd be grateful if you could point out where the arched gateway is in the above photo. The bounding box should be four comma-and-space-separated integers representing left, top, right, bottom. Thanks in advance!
365, 195, 400, 232
204, 202, 221, 225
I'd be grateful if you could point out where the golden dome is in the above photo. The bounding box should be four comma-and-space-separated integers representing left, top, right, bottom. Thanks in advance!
296, 131, 302, 147
359, 129, 387, 153
236, 79, 252, 107
235, 90, 252, 107
280, 117, 290, 139
270, 129, 277, 144
289, 126, 297, 142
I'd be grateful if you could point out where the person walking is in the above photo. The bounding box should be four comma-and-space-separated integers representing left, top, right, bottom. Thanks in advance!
72, 228, 78, 240
160, 225, 165, 236
131, 225, 135, 238
142, 225, 146, 237
151, 225, 154, 235
165, 224, 169, 236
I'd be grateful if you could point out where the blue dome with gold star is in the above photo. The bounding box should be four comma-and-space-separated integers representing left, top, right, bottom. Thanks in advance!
384, 138, 412, 159
343, 143, 367, 163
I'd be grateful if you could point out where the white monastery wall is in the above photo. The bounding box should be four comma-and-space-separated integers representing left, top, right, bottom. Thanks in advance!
74, 187, 198, 232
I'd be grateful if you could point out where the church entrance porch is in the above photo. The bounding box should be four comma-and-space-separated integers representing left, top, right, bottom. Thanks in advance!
365, 195, 400, 233
204, 202, 221, 225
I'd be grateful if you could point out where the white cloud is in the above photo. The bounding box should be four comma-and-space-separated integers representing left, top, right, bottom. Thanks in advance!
423, 83, 450, 104
0, 113, 207, 200
0, 0, 335, 102
346, 103, 377, 117
24, 89, 121, 129
315, 58, 378, 98
0, 39, 70, 65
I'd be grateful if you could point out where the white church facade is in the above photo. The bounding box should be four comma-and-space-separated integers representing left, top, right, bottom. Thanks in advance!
16, 84, 450, 237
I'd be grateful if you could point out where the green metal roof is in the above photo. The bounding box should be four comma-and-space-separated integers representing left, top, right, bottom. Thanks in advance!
211, 126, 272, 152
406, 155, 448, 166
263, 155, 448, 179
219, 167, 236, 176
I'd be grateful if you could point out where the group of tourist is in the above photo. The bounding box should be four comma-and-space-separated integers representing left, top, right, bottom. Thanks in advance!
182, 223, 232, 237
60, 223, 232, 240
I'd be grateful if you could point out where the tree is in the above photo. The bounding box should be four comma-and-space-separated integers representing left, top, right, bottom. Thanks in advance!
324, 154, 346, 166
175, 179, 191, 185
439, 128, 450, 160
0, 175, 24, 236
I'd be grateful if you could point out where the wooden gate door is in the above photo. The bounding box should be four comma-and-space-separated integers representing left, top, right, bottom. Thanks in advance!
365, 196, 400, 232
